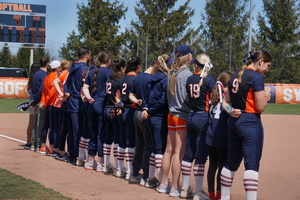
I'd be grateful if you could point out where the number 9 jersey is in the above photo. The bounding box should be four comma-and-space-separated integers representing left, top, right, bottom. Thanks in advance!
228, 67, 264, 113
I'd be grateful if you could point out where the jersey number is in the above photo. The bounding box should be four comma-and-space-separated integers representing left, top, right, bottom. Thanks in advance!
232, 78, 239, 94
210, 103, 221, 119
122, 83, 127, 95
106, 82, 112, 94
189, 84, 200, 98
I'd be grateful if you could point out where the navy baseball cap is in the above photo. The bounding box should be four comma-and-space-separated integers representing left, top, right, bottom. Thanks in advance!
175, 45, 195, 57
167, 57, 174, 67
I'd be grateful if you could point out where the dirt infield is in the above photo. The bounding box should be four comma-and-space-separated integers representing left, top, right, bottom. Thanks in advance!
0, 113, 299, 200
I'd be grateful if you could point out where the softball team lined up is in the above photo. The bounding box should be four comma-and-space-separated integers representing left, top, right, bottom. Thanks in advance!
24, 45, 272, 200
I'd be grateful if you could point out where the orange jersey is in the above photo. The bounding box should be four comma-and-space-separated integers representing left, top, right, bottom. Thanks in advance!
40, 72, 58, 107
53, 70, 69, 108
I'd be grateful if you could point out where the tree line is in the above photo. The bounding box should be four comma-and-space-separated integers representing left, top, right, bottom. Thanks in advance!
1, 0, 299, 83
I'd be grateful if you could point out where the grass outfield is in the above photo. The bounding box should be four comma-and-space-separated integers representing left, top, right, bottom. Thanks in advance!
0, 168, 71, 200
0, 98, 299, 115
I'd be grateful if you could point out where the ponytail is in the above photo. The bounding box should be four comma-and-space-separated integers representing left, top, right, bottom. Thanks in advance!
211, 71, 233, 105
92, 50, 111, 93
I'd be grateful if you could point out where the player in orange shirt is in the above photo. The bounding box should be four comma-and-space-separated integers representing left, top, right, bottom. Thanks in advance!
39, 60, 61, 155
52, 59, 72, 160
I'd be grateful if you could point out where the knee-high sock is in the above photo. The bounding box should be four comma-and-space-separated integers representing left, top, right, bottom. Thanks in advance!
113, 143, 119, 169
181, 161, 192, 189
220, 167, 235, 200
244, 170, 259, 200
103, 143, 112, 166
125, 147, 134, 174
148, 153, 156, 178
117, 147, 125, 170
194, 163, 205, 192
155, 154, 163, 182
78, 137, 89, 159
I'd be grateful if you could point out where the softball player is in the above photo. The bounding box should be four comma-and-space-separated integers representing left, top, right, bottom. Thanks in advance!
221, 50, 272, 200
206, 71, 233, 200
30, 56, 49, 152
103, 59, 126, 175
82, 51, 111, 172
128, 62, 153, 185
39, 60, 61, 155
116, 56, 141, 180
142, 54, 171, 187
64, 47, 90, 165
157, 45, 193, 197
180, 54, 215, 200
52, 59, 72, 160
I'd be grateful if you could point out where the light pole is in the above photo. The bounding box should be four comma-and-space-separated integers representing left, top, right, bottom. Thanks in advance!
248, 0, 253, 53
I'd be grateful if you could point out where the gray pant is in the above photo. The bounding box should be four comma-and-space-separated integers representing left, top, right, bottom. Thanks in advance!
31, 105, 45, 147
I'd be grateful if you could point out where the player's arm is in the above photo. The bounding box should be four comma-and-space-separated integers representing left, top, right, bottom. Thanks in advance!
115, 89, 123, 116
53, 78, 64, 97
254, 90, 267, 113
222, 91, 241, 118
82, 83, 94, 104
129, 92, 142, 106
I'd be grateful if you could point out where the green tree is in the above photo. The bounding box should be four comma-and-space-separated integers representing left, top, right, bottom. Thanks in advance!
256, 0, 300, 83
199, 0, 249, 77
59, 0, 128, 60
0, 43, 12, 67
129, 0, 194, 67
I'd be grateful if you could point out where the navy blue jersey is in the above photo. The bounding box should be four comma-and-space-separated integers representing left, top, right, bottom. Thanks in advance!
186, 74, 216, 112
85, 67, 111, 99
228, 67, 264, 113
30, 69, 47, 105
106, 76, 120, 106
64, 61, 89, 112
118, 73, 136, 107
146, 70, 168, 115
206, 103, 228, 148
130, 72, 152, 109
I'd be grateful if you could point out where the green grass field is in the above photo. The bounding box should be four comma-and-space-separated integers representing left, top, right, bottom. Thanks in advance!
0, 168, 71, 200
0, 98, 299, 115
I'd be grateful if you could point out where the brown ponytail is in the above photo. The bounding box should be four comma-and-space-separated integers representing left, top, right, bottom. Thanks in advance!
92, 51, 111, 93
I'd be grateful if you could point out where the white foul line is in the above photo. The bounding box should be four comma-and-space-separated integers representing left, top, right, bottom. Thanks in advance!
0, 134, 26, 144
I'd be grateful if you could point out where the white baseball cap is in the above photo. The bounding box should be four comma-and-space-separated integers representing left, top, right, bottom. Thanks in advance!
50, 60, 61, 69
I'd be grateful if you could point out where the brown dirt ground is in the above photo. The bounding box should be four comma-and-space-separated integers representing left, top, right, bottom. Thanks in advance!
0, 113, 299, 200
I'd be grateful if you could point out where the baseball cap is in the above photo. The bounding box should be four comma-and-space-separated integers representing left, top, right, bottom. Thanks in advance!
175, 45, 195, 57
167, 57, 174, 67
50, 60, 61, 69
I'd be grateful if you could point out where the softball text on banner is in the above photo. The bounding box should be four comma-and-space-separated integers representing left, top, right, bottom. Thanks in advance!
265, 84, 300, 104
0, 78, 28, 98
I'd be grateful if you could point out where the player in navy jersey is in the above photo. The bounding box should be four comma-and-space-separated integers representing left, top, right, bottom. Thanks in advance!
180, 54, 215, 199
76, 55, 97, 166
64, 47, 90, 165
115, 56, 141, 180
141, 54, 171, 188
206, 71, 233, 200
103, 59, 126, 175
128, 61, 153, 185
82, 51, 112, 172
221, 50, 272, 200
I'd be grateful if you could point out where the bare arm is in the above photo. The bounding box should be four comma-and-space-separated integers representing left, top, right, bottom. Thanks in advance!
254, 90, 267, 113
82, 83, 94, 104
129, 93, 142, 106
222, 91, 241, 118
53, 78, 63, 97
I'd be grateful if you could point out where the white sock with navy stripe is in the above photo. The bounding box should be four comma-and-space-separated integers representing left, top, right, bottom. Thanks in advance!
117, 147, 125, 170
181, 161, 192, 189
155, 154, 163, 182
125, 147, 134, 174
194, 163, 205, 192
78, 137, 89, 159
221, 167, 235, 200
103, 144, 112, 166
113, 143, 119, 169
244, 170, 259, 200
148, 153, 156, 178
